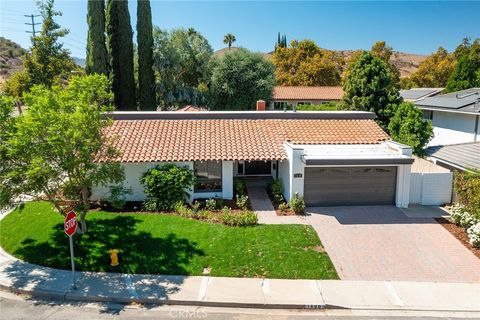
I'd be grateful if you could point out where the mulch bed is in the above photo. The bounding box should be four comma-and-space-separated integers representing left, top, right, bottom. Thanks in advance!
435, 217, 480, 259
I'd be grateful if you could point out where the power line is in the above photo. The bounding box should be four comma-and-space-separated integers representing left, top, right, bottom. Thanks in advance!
24, 14, 41, 38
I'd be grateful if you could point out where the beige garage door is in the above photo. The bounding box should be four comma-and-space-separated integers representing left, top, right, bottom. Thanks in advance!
304, 166, 397, 206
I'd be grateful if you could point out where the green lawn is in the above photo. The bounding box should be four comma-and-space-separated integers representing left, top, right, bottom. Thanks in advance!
0, 201, 338, 279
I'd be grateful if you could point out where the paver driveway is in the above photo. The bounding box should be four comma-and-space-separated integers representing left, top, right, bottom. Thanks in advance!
307, 206, 480, 283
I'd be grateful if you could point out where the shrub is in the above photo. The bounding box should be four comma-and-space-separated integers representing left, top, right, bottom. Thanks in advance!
289, 192, 305, 215
467, 223, 480, 248
221, 207, 257, 226
108, 185, 132, 210
140, 164, 194, 211
216, 198, 224, 209
205, 198, 216, 211
268, 178, 284, 204
450, 203, 465, 225
450, 203, 479, 228
234, 179, 247, 196
295, 102, 340, 111
236, 194, 249, 210
460, 211, 478, 229
454, 171, 480, 218
174, 201, 194, 218
278, 202, 289, 213
191, 201, 202, 213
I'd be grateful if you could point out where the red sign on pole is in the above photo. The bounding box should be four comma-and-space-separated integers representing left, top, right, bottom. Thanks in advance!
64, 211, 77, 236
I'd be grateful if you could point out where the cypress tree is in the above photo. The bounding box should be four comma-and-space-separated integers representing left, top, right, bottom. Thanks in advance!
106, 0, 136, 109
136, 0, 156, 110
86, 0, 108, 75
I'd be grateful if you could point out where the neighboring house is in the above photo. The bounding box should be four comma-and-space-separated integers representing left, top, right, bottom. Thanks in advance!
427, 142, 480, 172
414, 88, 480, 147
176, 105, 208, 112
269, 86, 344, 110
92, 104, 414, 208
400, 88, 443, 102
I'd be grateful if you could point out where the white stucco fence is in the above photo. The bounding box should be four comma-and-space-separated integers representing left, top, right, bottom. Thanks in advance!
409, 156, 453, 206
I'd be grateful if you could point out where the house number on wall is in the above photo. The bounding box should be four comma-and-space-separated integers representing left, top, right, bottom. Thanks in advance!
294, 173, 303, 178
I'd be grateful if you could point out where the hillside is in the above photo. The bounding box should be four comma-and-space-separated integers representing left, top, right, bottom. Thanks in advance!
337, 49, 427, 77
214, 47, 427, 78
0, 37, 25, 84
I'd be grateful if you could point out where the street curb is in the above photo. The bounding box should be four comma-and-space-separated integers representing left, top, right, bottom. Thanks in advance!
1, 246, 480, 312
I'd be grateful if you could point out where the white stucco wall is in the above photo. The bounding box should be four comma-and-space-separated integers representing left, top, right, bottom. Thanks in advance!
278, 159, 291, 201
428, 111, 478, 146
282, 142, 412, 208
90, 161, 193, 202
90, 160, 234, 202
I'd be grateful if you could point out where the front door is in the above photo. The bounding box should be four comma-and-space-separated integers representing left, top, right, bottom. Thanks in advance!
245, 161, 272, 175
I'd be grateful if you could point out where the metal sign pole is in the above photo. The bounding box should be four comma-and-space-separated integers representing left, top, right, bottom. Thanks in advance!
69, 235, 77, 290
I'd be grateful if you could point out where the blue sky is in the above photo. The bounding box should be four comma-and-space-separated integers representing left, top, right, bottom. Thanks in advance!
1, 1, 479, 59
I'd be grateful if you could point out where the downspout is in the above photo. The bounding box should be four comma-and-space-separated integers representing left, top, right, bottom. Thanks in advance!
474, 115, 479, 142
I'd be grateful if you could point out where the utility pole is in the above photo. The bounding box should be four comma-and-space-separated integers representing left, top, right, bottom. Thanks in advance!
25, 14, 41, 42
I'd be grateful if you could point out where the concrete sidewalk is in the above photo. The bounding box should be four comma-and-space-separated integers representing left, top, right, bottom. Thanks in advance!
1, 247, 479, 313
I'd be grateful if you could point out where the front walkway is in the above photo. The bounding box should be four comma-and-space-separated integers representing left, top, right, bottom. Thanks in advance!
1, 246, 479, 312
245, 178, 308, 225
307, 206, 480, 283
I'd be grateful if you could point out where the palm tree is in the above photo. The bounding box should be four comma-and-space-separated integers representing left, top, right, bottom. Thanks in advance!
223, 33, 236, 50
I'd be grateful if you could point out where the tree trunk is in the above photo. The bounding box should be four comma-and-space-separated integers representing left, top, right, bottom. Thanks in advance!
77, 186, 90, 234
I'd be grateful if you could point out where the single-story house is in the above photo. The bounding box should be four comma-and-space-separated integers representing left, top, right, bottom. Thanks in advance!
92, 104, 414, 208
268, 86, 344, 110
426, 142, 480, 172
414, 88, 480, 147
400, 88, 443, 102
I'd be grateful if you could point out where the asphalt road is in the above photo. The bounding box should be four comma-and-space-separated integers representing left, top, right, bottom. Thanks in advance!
0, 291, 475, 320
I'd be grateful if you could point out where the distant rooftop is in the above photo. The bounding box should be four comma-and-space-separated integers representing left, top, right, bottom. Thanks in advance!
427, 142, 480, 171
272, 86, 344, 101
400, 88, 443, 101
415, 88, 480, 114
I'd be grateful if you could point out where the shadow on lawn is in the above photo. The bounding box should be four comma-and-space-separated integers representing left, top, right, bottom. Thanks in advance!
14, 215, 204, 275
1, 215, 205, 314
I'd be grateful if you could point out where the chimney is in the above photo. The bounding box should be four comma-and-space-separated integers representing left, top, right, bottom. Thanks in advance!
256, 100, 266, 111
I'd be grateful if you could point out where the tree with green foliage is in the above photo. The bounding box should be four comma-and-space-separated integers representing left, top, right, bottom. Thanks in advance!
388, 102, 433, 156
401, 47, 455, 89
445, 39, 480, 92
341, 51, 401, 129
207, 48, 275, 110
86, 0, 109, 75
371, 41, 400, 88
137, 0, 156, 110
275, 32, 287, 51
106, 0, 136, 109
0, 75, 124, 233
223, 33, 236, 50
152, 27, 213, 108
2, 0, 77, 98
273, 39, 344, 86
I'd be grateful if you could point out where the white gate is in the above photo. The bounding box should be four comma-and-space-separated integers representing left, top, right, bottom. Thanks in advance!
410, 172, 453, 205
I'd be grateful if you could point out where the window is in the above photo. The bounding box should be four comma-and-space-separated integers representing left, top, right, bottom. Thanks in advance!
297, 101, 312, 106
273, 101, 288, 110
194, 161, 222, 192
422, 110, 433, 121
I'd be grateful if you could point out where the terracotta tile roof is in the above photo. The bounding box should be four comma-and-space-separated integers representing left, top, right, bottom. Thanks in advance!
101, 118, 389, 162
272, 86, 344, 101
